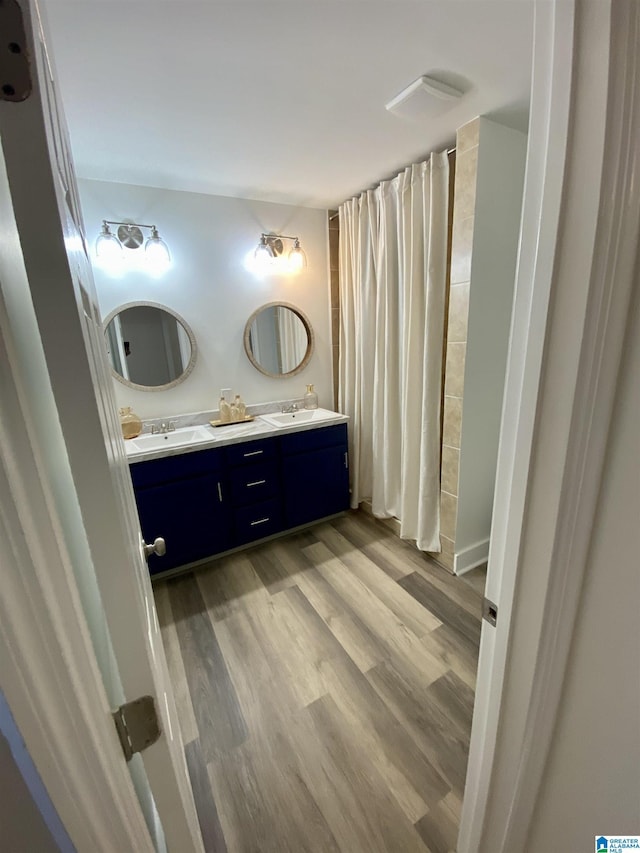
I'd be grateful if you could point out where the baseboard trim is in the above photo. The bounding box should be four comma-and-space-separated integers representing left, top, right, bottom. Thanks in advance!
454, 538, 490, 575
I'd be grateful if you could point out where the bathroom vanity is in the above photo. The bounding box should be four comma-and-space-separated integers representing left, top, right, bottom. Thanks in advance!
127, 411, 349, 578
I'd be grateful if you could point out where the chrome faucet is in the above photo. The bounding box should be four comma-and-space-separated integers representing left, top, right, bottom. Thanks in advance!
151, 421, 176, 434
281, 402, 299, 414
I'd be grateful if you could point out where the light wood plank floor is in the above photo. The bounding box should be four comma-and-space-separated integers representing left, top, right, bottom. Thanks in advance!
155, 511, 485, 853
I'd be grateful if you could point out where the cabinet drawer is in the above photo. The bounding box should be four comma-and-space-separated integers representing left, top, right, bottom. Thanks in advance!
130, 446, 223, 488
226, 437, 277, 467
280, 423, 347, 456
233, 499, 283, 545
229, 460, 279, 506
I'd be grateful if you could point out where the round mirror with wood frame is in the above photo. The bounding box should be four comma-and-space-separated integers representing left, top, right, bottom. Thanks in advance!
103, 301, 197, 391
244, 302, 314, 378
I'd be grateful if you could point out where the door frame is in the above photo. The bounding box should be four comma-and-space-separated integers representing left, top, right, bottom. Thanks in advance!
459, 0, 640, 849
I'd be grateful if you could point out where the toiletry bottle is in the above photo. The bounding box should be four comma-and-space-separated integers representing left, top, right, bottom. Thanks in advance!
119, 406, 143, 439
235, 394, 246, 420
219, 393, 231, 424
229, 397, 239, 422
304, 384, 319, 410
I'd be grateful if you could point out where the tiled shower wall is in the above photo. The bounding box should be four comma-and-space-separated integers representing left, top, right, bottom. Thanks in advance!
428, 118, 479, 572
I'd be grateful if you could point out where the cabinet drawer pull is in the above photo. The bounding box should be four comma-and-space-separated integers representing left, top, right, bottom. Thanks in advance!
250, 517, 270, 527
244, 450, 263, 457
217, 481, 223, 502
246, 479, 266, 487
344, 451, 349, 469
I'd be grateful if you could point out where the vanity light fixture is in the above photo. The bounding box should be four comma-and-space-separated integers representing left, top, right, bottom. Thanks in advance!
253, 233, 307, 272
96, 220, 171, 268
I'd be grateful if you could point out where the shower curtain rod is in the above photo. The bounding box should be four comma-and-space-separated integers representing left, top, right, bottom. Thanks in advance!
330, 146, 456, 219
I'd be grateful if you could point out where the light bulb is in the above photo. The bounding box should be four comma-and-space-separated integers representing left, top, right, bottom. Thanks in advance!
288, 238, 307, 272
145, 226, 171, 271
254, 235, 274, 268
95, 222, 122, 261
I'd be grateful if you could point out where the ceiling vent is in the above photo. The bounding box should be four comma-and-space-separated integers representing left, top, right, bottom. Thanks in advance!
385, 75, 464, 120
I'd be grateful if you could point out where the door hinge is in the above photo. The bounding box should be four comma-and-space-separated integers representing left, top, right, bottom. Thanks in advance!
482, 597, 498, 627
112, 695, 161, 762
0, 0, 32, 102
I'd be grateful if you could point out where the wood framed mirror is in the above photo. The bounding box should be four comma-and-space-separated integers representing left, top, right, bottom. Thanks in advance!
103, 302, 197, 391
244, 302, 314, 378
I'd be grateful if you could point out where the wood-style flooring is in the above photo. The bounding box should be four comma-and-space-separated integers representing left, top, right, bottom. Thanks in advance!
154, 511, 485, 853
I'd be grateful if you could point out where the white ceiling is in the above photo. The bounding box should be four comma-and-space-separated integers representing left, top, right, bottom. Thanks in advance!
43, 1, 534, 209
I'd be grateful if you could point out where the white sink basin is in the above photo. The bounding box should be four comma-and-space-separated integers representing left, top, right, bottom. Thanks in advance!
125, 425, 213, 454
259, 408, 344, 428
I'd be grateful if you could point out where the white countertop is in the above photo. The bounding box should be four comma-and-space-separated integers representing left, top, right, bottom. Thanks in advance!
126, 409, 349, 464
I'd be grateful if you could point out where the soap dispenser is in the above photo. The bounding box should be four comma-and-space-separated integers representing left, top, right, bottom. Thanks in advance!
235, 394, 246, 420
119, 406, 143, 439
219, 391, 231, 424
304, 384, 319, 410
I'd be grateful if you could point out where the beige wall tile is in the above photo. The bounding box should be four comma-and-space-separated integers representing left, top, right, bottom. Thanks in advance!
331, 307, 340, 346
329, 227, 339, 270
453, 145, 479, 221
443, 396, 463, 448
332, 344, 340, 409
330, 268, 340, 309
439, 536, 456, 571
447, 283, 470, 343
450, 214, 474, 285
457, 118, 480, 153
444, 342, 466, 397
430, 538, 454, 572
328, 210, 339, 230
440, 491, 458, 541
441, 445, 460, 497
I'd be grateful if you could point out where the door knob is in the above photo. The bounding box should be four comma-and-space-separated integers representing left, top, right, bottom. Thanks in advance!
143, 537, 166, 558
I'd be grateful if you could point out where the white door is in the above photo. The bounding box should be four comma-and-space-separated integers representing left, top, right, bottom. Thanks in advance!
0, 1, 203, 850
459, 0, 639, 848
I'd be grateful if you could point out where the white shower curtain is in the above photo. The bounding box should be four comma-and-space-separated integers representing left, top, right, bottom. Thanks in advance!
339, 152, 449, 552
278, 307, 307, 374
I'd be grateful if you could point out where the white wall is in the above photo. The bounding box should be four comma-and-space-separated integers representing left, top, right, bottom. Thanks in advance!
79, 179, 332, 419
455, 119, 527, 571
525, 290, 640, 851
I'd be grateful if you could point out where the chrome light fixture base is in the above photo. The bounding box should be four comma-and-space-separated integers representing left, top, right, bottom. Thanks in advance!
95, 220, 171, 268
116, 224, 144, 249
254, 232, 306, 272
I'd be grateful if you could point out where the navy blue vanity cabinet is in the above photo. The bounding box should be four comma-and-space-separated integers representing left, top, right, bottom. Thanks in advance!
129, 421, 349, 577
280, 423, 350, 529
225, 436, 284, 545
130, 448, 230, 574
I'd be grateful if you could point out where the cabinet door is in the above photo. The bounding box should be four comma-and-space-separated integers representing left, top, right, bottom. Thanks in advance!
134, 473, 230, 574
282, 444, 349, 529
